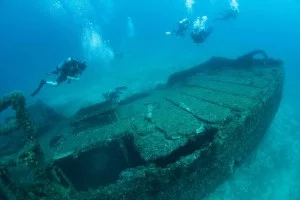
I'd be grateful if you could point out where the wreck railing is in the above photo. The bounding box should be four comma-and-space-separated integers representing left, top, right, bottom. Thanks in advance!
0, 92, 47, 199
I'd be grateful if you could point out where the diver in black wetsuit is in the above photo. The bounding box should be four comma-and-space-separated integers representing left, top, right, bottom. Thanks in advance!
165, 18, 190, 38
174, 18, 190, 38
31, 57, 87, 96
191, 27, 214, 44
190, 16, 213, 44
213, 9, 239, 22
214, 0, 240, 22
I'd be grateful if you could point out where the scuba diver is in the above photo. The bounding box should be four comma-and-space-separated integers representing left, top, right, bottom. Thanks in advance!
31, 57, 87, 97
190, 16, 214, 44
213, 0, 240, 22
213, 8, 239, 22
165, 18, 190, 38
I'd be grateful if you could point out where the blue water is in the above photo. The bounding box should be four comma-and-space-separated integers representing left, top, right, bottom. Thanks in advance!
0, 0, 299, 199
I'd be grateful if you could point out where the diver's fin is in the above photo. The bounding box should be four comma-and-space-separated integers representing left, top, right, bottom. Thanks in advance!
31, 80, 46, 97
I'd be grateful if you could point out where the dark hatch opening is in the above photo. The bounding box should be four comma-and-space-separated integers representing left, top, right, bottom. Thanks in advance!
54, 127, 217, 191
54, 135, 145, 191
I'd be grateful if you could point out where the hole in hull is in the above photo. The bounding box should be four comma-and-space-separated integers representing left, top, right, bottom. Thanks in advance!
53, 128, 217, 191
54, 134, 145, 191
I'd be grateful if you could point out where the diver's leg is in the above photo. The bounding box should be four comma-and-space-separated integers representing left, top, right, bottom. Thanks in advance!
205, 27, 214, 37
31, 80, 46, 96
31, 78, 61, 97
53, 74, 66, 86
45, 81, 59, 87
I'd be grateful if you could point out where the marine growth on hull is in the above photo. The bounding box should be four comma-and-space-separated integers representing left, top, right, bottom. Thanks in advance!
0, 50, 284, 200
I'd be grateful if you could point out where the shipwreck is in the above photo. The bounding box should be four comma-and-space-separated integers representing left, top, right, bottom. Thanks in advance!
0, 50, 284, 200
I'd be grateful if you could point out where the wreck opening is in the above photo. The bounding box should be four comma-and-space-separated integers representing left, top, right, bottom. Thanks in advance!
53, 127, 218, 191
53, 134, 145, 191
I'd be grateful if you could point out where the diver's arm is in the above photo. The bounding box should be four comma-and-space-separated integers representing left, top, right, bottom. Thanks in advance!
67, 76, 80, 81
67, 71, 82, 81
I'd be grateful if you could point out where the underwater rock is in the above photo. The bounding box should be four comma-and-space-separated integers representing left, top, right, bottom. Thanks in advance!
0, 50, 284, 200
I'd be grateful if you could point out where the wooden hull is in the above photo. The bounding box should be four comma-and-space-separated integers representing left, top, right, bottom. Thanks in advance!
0, 51, 284, 200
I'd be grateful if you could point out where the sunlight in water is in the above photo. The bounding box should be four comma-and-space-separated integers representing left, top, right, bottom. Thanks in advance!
127, 16, 135, 38
43, 0, 67, 19
51, 0, 63, 10
90, 30, 101, 48
230, 0, 239, 12
82, 22, 114, 67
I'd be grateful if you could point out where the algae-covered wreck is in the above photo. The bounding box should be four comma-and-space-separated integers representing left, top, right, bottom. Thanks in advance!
0, 50, 284, 200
